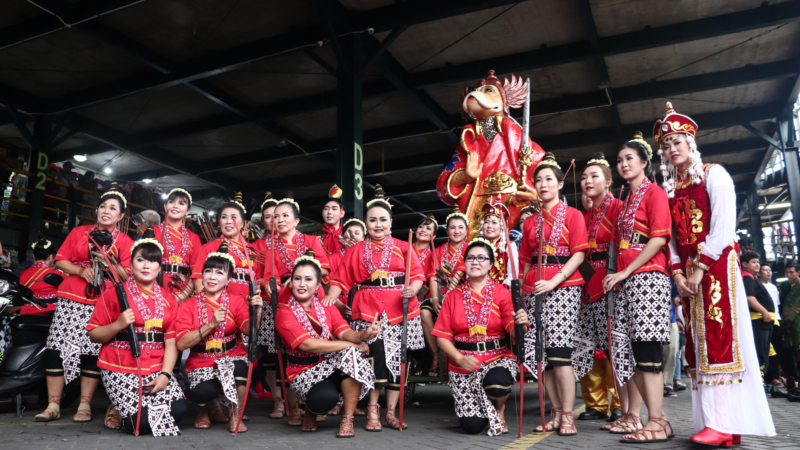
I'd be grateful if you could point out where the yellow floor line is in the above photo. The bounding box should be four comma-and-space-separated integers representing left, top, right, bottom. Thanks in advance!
499, 404, 587, 450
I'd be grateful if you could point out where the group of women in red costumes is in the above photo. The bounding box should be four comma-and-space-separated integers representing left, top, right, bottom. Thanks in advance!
20, 101, 773, 443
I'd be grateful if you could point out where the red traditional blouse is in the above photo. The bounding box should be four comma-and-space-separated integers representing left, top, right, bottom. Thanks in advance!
330, 237, 424, 325
519, 204, 589, 292
426, 241, 467, 297
253, 231, 331, 288
275, 300, 351, 382
174, 293, 249, 371
582, 197, 623, 303
55, 224, 134, 305
615, 183, 672, 276
153, 223, 202, 281
432, 282, 517, 374
192, 238, 260, 298
321, 223, 343, 256
87, 282, 178, 375
19, 264, 61, 316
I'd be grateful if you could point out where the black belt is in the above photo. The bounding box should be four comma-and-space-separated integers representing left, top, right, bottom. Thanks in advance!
38, 297, 58, 304
191, 338, 238, 354
533, 255, 567, 265
454, 337, 508, 353
118, 330, 165, 343
233, 272, 251, 282
287, 355, 321, 365
360, 276, 404, 288
163, 264, 189, 276
589, 251, 609, 262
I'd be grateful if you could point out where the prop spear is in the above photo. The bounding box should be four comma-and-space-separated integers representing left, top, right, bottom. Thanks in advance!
534, 202, 546, 435
267, 223, 290, 414
604, 187, 625, 398
234, 227, 260, 437
502, 212, 526, 438
88, 234, 143, 436
398, 229, 414, 430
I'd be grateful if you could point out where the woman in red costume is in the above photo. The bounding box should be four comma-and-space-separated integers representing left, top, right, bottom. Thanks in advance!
412, 214, 436, 376
326, 218, 366, 318
87, 229, 187, 436
433, 238, 527, 436
37, 183, 133, 424
323, 185, 424, 431
15, 234, 61, 317
276, 253, 377, 437
176, 241, 262, 433
153, 187, 202, 302
480, 203, 518, 287
602, 133, 673, 443
520, 152, 589, 436
656, 103, 774, 445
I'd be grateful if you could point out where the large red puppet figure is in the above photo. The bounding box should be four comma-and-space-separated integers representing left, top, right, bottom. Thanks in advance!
436, 70, 545, 239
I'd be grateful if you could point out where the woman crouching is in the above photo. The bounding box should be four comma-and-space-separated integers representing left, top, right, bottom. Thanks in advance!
277, 252, 377, 437
86, 228, 187, 436
433, 238, 528, 436
175, 241, 262, 433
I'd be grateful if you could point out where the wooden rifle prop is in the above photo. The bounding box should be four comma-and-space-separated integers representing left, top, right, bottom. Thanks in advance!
534, 200, 546, 436
233, 227, 260, 436
429, 240, 444, 305
87, 233, 143, 436
604, 186, 625, 399
397, 229, 414, 430
267, 223, 290, 416
502, 211, 526, 438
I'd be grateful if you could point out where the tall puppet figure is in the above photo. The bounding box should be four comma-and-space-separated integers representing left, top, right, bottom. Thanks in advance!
657, 102, 775, 445
436, 70, 545, 240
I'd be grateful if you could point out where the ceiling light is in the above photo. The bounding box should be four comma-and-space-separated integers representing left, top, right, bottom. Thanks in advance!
73, 155, 87, 162
142, 179, 152, 184
161, 193, 168, 199
103, 167, 112, 174
209, 211, 215, 216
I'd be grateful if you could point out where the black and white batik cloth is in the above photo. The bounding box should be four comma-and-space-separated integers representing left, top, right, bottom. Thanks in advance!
522, 286, 593, 380
610, 271, 671, 386
578, 299, 609, 350
255, 301, 277, 353
46, 298, 101, 383
102, 370, 185, 436
188, 356, 247, 408
352, 311, 424, 380
0, 315, 11, 361
289, 346, 375, 401
449, 357, 518, 437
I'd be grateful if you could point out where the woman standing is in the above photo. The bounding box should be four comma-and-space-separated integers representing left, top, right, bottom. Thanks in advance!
36, 183, 133, 423
412, 214, 436, 376
519, 152, 589, 436
657, 103, 775, 444
176, 242, 262, 433
87, 230, 187, 436
421, 209, 468, 377
154, 187, 202, 301
433, 239, 527, 436
602, 133, 673, 443
480, 203, 518, 287
323, 185, 425, 431
16, 234, 61, 317
276, 254, 377, 437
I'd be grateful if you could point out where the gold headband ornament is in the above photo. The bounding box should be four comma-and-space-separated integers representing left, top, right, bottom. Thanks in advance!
166, 188, 192, 205
294, 254, 321, 269
32, 240, 51, 250
468, 236, 498, 259
343, 218, 366, 232
276, 198, 300, 213
101, 190, 127, 208
446, 210, 469, 224
131, 238, 164, 254
628, 134, 653, 160
207, 252, 236, 266
587, 157, 610, 167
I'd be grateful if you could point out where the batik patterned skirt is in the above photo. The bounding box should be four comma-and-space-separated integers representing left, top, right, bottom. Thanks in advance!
102, 370, 185, 436
46, 298, 101, 383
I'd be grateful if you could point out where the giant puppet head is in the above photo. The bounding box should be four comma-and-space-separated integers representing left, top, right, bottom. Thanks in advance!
461, 70, 528, 121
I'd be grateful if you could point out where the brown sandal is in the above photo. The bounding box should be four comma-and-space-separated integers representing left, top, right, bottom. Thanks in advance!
337, 414, 355, 438
498, 411, 509, 434
620, 417, 672, 445
228, 406, 247, 433
72, 396, 93, 423
534, 407, 562, 432
316, 413, 327, 422
103, 404, 122, 429
194, 408, 211, 429
270, 399, 285, 419
365, 404, 382, 432
288, 402, 302, 426
208, 401, 229, 423
559, 411, 577, 436
328, 404, 342, 416
385, 408, 408, 430
609, 412, 643, 435
648, 416, 675, 439
601, 414, 626, 430
35, 396, 61, 422
302, 411, 318, 432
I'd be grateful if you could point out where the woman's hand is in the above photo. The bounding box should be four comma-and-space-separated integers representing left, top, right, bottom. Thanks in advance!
262, 281, 273, 297
334, 300, 351, 318
114, 264, 129, 282
210, 306, 226, 328
603, 269, 630, 294
514, 308, 528, 325
360, 316, 385, 342
401, 284, 418, 299
321, 294, 338, 307
80, 267, 95, 283
686, 268, 704, 298
115, 309, 135, 331
433, 297, 442, 314
514, 183, 537, 201
143, 374, 169, 394
455, 354, 480, 372
248, 293, 263, 308
353, 342, 369, 354
673, 273, 692, 298
533, 279, 559, 295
